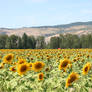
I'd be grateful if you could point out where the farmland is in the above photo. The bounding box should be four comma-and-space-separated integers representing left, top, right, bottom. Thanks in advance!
0, 49, 92, 92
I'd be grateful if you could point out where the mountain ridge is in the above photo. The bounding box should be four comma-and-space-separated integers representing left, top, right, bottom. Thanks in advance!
0, 21, 92, 29
0, 21, 92, 41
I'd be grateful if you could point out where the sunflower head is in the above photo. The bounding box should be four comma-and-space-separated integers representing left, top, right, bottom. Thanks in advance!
0, 55, 2, 59
28, 62, 33, 70
28, 62, 33, 67
0, 63, 4, 69
18, 59, 26, 65
66, 72, 79, 88
10, 66, 16, 72
82, 62, 91, 75
17, 63, 30, 75
32, 61, 45, 72
38, 73, 44, 80
59, 59, 71, 70
30, 58, 34, 60
3, 53, 14, 64
45, 67, 49, 72
73, 58, 77, 62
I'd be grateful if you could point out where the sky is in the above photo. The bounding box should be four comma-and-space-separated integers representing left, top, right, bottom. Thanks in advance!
0, 0, 92, 28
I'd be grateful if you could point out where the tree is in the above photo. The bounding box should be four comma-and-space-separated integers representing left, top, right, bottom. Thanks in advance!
59, 34, 65, 48
36, 36, 46, 49
5, 37, 12, 49
9, 35, 18, 49
22, 33, 28, 49
17, 37, 22, 49
28, 36, 36, 49
72, 35, 80, 48
50, 37, 60, 49
0, 35, 8, 49
27, 36, 33, 49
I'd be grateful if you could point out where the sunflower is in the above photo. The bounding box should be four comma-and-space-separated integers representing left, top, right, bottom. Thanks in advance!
73, 58, 77, 62
3, 53, 14, 64
0, 63, 4, 69
28, 62, 33, 70
45, 67, 49, 72
38, 73, 44, 80
0, 55, 2, 59
69, 64, 72, 68
30, 57, 34, 60
66, 72, 79, 88
32, 61, 45, 72
59, 59, 71, 70
17, 59, 26, 65
82, 62, 91, 75
1, 62, 5, 66
28, 62, 33, 67
10, 66, 16, 72
17, 63, 30, 75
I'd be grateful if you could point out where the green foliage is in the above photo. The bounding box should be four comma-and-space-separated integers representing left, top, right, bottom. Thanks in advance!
36, 36, 46, 49
0, 35, 8, 49
17, 37, 22, 49
22, 33, 28, 49
5, 37, 12, 49
50, 37, 60, 49
10, 35, 18, 49
0, 33, 92, 49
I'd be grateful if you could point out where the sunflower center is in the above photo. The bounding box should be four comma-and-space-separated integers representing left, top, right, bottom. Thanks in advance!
6, 56, 12, 61
61, 61, 68, 67
29, 64, 32, 67
68, 76, 76, 83
12, 68, 16, 71
39, 75, 43, 79
84, 66, 88, 72
35, 63, 42, 69
19, 61, 25, 64
20, 65, 27, 72
45, 68, 49, 71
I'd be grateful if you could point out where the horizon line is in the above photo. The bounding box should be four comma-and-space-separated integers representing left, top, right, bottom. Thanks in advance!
0, 20, 92, 29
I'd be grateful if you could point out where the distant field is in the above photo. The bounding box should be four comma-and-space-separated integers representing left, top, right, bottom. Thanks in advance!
0, 49, 92, 92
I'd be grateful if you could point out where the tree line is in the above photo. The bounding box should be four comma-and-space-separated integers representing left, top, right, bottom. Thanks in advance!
0, 33, 92, 49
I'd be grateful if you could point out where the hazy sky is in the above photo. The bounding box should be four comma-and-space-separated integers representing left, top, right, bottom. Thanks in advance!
0, 0, 92, 28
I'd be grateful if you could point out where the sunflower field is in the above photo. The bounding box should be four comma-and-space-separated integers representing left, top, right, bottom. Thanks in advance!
0, 49, 92, 92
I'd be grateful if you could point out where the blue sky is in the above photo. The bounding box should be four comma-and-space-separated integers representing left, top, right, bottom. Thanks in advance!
0, 0, 92, 28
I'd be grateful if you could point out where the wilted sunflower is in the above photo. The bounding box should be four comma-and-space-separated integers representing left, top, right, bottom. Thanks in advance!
3, 53, 14, 64
66, 72, 79, 88
32, 61, 45, 72
59, 59, 71, 70
82, 62, 91, 75
17, 63, 30, 75
38, 73, 44, 80
10, 66, 16, 72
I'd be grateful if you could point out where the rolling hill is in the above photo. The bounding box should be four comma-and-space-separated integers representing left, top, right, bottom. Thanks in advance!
0, 21, 92, 41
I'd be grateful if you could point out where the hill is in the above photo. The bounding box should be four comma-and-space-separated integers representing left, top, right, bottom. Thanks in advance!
0, 21, 92, 41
